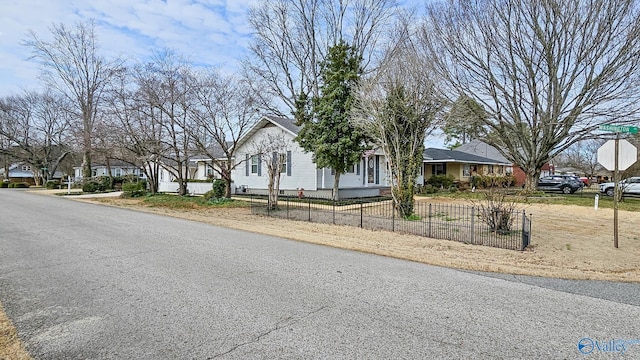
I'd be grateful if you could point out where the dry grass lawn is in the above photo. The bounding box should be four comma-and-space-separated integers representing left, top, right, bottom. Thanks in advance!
0, 303, 31, 360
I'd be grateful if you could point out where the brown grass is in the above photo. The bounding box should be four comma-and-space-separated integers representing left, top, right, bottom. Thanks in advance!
0, 303, 31, 360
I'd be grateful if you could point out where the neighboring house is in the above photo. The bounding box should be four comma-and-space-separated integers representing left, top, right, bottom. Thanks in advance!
155, 153, 227, 195
1, 162, 64, 185
74, 160, 146, 180
232, 115, 390, 198
187, 143, 233, 181
553, 165, 610, 184
456, 139, 554, 186
422, 148, 511, 184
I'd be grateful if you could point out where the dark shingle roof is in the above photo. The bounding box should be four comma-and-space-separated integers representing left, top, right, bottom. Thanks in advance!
264, 115, 301, 135
423, 147, 510, 165
455, 139, 510, 163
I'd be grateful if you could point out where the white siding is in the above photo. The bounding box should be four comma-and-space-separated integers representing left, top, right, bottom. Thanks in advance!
232, 126, 318, 191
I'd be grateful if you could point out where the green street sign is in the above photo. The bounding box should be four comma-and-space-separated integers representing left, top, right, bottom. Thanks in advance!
599, 124, 639, 134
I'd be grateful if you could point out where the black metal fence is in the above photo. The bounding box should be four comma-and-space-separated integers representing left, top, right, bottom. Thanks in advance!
250, 195, 532, 251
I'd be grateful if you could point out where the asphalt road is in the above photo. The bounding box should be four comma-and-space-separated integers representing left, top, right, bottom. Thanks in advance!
1, 189, 639, 359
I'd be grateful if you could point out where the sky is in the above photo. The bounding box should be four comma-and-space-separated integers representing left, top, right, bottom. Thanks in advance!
0, 0, 260, 96
0, 0, 443, 144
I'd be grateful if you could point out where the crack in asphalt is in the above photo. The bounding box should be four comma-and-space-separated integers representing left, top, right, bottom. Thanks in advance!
209, 305, 329, 359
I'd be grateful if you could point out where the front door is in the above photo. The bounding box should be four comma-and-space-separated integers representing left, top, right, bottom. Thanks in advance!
367, 157, 375, 184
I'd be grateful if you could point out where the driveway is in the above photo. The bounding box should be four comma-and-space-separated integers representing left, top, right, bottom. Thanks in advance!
1, 189, 639, 358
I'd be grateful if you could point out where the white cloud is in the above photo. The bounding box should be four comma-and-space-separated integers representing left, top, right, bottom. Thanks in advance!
0, 0, 255, 96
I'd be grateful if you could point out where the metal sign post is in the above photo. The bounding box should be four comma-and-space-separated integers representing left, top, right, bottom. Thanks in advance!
598, 124, 639, 248
613, 134, 619, 248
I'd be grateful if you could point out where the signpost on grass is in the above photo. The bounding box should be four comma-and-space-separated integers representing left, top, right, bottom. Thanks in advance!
597, 125, 639, 248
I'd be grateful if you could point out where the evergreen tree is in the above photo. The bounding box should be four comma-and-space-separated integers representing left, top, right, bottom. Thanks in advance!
295, 41, 368, 200
442, 95, 486, 148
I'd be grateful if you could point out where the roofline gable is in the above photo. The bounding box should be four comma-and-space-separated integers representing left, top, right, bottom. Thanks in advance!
234, 115, 299, 151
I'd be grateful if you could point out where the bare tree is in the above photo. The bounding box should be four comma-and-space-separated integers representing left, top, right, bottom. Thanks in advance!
106, 69, 164, 194
250, 133, 290, 208
352, 17, 443, 217
0, 91, 72, 185
23, 20, 122, 179
422, 0, 640, 191
244, 0, 398, 115
557, 139, 605, 181
189, 69, 261, 197
135, 51, 195, 196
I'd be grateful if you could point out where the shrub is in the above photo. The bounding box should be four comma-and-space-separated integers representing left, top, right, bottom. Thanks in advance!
8, 182, 15, 188
203, 189, 217, 201
472, 174, 516, 188
472, 188, 520, 234
121, 180, 147, 198
13, 182, 29, 188
420, 184, 438, 194
0, 181, 8, 188
82, 181, 101, 193
95, 176, 114, 190
427, 175, 455, 189
45, 180, 60, 189
212, 179, 226, 198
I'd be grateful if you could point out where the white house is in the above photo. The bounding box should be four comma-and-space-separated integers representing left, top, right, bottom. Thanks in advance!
154, 149, 227, 195
232, 115, 390, 198
74, 160, 146, 180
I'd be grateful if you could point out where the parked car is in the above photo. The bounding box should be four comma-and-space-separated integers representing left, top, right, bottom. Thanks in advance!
537, 175, 584, 194
599, 177, 640, 197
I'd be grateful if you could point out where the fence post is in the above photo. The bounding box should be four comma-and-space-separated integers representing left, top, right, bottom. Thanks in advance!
360, 202, 363, 228
428, 203, 432, 238
333, 199, 336, 224
392, 203, 395, 232
308, 197, 311, 222
267, 197, 270, 216
286, 196, 289, 219
470, 206, 475, 244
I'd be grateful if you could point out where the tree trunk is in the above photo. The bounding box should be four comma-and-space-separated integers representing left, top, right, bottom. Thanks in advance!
81, 149, 92, 179
524, 170, 541, 192
223, 169, 232, 198
333, 171, 341, 201
2, 155, 9, 181
178, 181, 188, 196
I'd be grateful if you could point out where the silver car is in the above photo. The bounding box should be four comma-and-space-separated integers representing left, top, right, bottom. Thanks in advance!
599, 177, 640, 196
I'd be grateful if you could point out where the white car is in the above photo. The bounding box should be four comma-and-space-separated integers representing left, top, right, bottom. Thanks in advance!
599, 177, 640, 196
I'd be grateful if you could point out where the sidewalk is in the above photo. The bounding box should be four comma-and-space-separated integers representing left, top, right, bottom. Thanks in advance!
28, 188, 124, 198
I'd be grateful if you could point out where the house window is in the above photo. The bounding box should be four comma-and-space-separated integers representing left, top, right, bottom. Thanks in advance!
488, 165, 494, 174
432, 163, 446, 176
207, 166, 214, 177
251, 155, 259, 174
280, 153, 287, 173
21, 165, 31, 172
463, 164, 471, 177
114, 168, 122, 177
